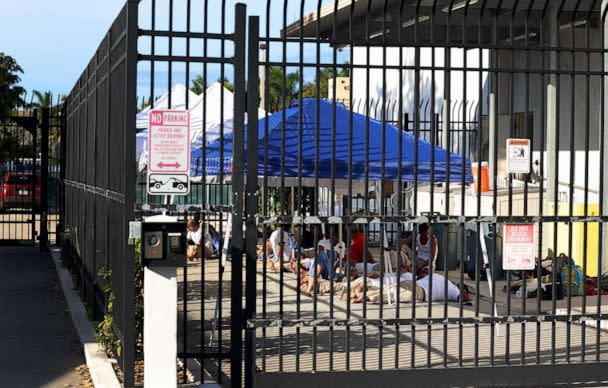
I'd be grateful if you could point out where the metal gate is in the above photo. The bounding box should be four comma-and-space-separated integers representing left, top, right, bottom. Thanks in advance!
0, 110, 39, 244
62, 0, 608, 386
0, 107, 63, 247
239, 1, 608, 387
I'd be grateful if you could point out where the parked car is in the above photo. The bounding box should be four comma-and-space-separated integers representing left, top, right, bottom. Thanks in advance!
0, 172, 41, 210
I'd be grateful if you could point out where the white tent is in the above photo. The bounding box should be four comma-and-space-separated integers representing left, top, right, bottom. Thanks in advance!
136, 82, 265, 172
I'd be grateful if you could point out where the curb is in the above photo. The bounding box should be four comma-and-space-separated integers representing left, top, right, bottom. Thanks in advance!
50, 248, 121, 388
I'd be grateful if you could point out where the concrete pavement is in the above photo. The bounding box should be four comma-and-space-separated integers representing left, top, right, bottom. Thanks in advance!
0, 246, 85, 388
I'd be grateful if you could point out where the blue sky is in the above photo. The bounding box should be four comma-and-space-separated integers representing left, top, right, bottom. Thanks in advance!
0, 0, 127, 101
0, 0, 348, 104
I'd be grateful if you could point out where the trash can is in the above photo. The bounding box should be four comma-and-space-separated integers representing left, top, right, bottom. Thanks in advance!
464, 223, 504, 281
433, 223, 460, 271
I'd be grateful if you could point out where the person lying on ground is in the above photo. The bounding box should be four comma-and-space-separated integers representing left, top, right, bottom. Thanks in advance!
403, 223, 438, 277
299, 264, 360, 296
349, 271, 471, 304
345, 266, 417, 303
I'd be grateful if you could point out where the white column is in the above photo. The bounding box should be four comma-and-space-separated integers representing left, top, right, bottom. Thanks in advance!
488, 55, 497, 189
546, 6, 558, 207
144, 266, 177, 388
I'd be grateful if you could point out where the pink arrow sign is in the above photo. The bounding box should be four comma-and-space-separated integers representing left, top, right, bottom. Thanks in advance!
157, 162, 181, 169
148, 110, 190, 174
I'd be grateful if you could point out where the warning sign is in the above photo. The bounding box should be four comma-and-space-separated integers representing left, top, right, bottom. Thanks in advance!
148, 110, 190, 173
503, 224, 535, 270
506, 138, 530, 174
147, 173, 190, 195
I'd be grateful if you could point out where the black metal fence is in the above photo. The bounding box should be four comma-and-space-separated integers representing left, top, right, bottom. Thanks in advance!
63, 1, 137, 385
61, 0, 608, 387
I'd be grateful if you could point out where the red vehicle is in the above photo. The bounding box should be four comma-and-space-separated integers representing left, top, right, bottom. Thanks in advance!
0, 172, 41, 210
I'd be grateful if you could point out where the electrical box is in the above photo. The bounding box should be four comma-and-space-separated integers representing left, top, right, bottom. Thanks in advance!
142, 221, 186, 267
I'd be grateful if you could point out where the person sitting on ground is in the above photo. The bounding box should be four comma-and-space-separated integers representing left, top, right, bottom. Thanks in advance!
319, 231, 346, 264
207, 224, 222, 255
186, 219, 213, 261
266, 228, 292, 272
403, 223, 438, 277
349, 226, 375, 268
300, 249, 337, 295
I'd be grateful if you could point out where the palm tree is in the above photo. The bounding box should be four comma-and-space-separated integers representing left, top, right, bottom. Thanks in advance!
302, 66, 350, 99
30, 90, 53, 109
265, 66, 300, 112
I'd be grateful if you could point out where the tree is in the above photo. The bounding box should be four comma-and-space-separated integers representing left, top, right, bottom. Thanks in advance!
0, 53, 25, 120
191, 74, 206, 95
265, 66, 300, 112
30, 90, 53, 108
190, 74, 234, 94
302, 66, 350, 99
219, 77, 234, 93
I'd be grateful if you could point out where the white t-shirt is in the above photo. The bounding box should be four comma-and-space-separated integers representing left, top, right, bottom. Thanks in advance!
187, 227, 202, 245
187, 224, 212, 250
368, 271, 415, 289
269, 229, 292, 262
318, 239, 346, 261
416, 234, 432, 261
416, 273, 460, 302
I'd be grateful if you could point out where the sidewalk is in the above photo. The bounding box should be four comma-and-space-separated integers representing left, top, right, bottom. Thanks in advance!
0, 246, 85, 388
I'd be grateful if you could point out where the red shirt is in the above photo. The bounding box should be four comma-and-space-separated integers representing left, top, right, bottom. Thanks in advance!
350, 232, 365, 263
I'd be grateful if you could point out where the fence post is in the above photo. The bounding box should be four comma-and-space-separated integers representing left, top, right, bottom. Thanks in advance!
231, 3, 247, 387
245, 14, 260, 388
123, 0, 138, 386
40, 107, 50, 251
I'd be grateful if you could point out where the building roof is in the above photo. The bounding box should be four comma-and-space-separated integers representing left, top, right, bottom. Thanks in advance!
284, 0, 601, 46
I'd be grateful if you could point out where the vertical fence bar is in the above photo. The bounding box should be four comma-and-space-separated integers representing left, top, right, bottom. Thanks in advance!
245, 13, 259, 388
123, 1, 138, 386
31, 109, 37, 243
40, 107, 50, 251
230, 4, 246, 387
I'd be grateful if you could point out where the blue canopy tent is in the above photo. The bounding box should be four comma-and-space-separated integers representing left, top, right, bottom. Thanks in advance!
191, 98, 472, 187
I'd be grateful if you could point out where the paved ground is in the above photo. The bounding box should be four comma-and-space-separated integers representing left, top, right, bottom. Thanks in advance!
176, 255, 608, 385
0, 246, 85, 388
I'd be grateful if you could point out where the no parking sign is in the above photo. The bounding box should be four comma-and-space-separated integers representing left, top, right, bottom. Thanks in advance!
146, 110, 191, 195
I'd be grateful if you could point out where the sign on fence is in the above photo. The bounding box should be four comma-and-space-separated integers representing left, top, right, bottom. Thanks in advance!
503, 224, 535, 270
147, 110, 190, 195
506, 138, 530, 174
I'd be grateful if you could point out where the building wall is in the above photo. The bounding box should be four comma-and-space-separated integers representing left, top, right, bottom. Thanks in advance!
351, 24, 603, 194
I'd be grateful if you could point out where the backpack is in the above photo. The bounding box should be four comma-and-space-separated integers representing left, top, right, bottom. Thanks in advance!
561, 265, 584, 296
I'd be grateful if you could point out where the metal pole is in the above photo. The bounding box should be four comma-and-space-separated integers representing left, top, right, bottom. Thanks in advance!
123, 1, 138, 386
32, 109, 38, 243
40, 107, 49, 251
230, 3, 246, 387
245, 15, 260, 387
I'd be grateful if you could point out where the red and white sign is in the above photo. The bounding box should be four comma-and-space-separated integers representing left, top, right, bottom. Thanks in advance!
503, 224, 535, 270
148, 110, 190, 173
506, 138, 530, 174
